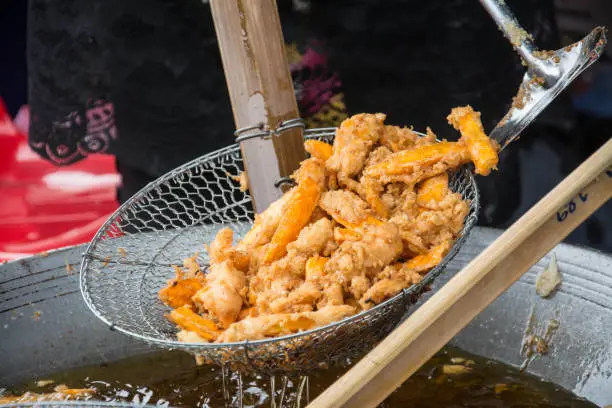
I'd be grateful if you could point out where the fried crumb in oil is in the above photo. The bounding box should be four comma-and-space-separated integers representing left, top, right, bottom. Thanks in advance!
228, 171, 249, 192
36, 380, 55, 387
441, 364, 472, 375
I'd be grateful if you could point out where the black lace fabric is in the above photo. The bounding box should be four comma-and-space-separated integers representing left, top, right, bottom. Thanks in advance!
27, 0, 561, 225
28, 0, 234, 175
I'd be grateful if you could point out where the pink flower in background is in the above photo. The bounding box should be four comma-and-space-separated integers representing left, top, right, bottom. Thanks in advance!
291, 44, 342, 117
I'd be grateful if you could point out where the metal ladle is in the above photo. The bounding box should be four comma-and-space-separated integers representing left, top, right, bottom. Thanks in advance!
481, 0, 607, 150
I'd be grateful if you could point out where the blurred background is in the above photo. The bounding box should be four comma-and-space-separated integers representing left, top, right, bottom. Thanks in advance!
0, 0, 610, 262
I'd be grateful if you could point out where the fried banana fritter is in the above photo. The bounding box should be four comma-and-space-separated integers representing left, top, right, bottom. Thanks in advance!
160, 107, 497, 343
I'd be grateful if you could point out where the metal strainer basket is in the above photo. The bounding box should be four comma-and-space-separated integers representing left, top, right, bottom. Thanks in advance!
79, 128, 479, 374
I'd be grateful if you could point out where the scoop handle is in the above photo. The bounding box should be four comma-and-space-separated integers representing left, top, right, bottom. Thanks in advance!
479, 0, 557, 82
210, 0, 306, 212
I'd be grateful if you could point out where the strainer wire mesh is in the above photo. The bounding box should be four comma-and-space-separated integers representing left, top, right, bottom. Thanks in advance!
79, 128, 479, 374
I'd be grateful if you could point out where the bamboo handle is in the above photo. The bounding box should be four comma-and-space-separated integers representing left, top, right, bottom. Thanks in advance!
210, 0, 306, 212
309, 139, 612, 408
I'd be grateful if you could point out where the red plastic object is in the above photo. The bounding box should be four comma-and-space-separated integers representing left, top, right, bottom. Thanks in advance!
0, 101, 22, 175
3, 214, 112, 254
0, 99, 120, 262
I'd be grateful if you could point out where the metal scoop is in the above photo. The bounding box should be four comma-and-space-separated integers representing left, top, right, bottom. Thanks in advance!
480, 0, 606, 150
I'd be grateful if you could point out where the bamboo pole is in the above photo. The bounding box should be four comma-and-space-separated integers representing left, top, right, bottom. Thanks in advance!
210, 0, 306, 212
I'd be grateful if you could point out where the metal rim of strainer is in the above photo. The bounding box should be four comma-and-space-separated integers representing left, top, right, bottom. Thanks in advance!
79, 127, 479, 362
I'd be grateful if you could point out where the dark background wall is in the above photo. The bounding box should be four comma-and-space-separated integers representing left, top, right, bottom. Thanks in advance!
1, 2, 28, 116
1, 0, 610, 251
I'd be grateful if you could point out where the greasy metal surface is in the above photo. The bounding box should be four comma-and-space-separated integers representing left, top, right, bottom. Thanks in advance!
1, 228, 611, 405
481, 0, 558, 80
0, 245, 152, 385
480, 0, 606, 149
417, 228, 612, 407
77, 128, 478, 374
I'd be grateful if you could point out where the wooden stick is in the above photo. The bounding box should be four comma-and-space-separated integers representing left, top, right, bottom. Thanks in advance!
210, 0, 306, 212
308, 139, 612, 408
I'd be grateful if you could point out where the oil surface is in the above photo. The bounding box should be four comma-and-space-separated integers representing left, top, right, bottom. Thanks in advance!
9, 346, 595, 407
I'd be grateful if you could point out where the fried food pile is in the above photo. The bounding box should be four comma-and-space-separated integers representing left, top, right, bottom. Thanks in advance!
159, 106, 498, 344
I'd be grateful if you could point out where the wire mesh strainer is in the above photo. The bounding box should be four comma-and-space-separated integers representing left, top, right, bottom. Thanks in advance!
79, 128, 479, 374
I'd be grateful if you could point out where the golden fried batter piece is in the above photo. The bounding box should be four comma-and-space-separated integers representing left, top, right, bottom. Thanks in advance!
419, 127, 439, 146
416, 173, 449, 207
359, 279, 406, 310
192, 260, 246, 328
229, 171, 249, 192
365, 146, 393, 167
364, 141, 471, 185
253, 231, 338, 314
361, 255, 436, 309
182, 253, 202, 277
208, 228, 234, 264
327, 113, 386, 184
262, 178, 321, 264
248, 253, 309, 313
349, 275, 371, 300
327, 114, 391, 210
263, 159, 326, 264
268, 280, 322, 313
389, 214, 428, 255
237, 306, 260, 320
238, 188, 296, 250
377, 263, 424, 284
403, 240, 452, 273
447, 105, 499, 176
177, 329, 209, 343
260, 220, 334, 314
334, 227, 362, 244
305, 255, 328, 281
302, 256, 346, 308
360, 175, 388, 218
318, 283, 344, 308
319, 190, 373, 228
208, 228, 249, 271
286, 217, 334, 257
379, 125, 420, 152
159, 266, 203, 309
168, 305, 219, 340
305, 139, 334, 161
292, 157, 327, 188
324, 221, 403, 290
349, 145, 393, 217
380, 183, 412, 217
391, 192, 468, 252
217, 305, 355, 342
